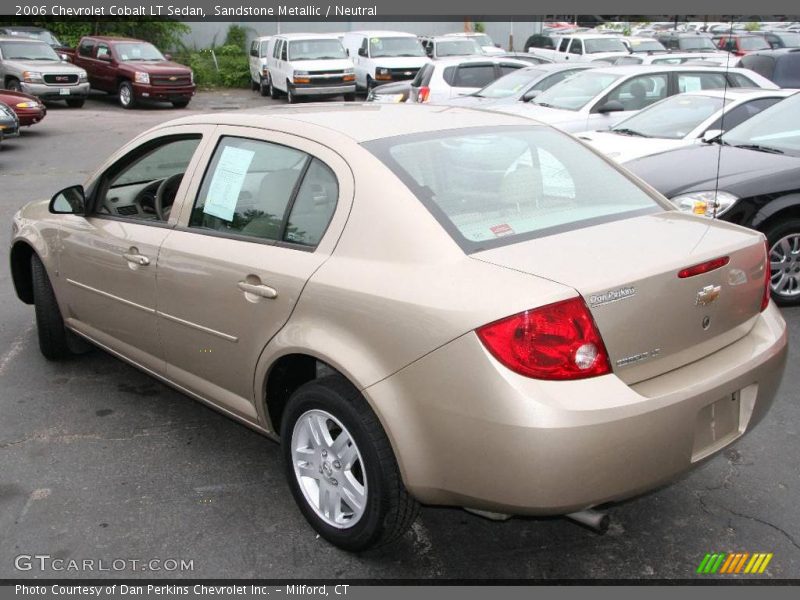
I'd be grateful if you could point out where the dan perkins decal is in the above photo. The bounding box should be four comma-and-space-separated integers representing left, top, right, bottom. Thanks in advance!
589, 286, 636, 307
490, 223, 515, 237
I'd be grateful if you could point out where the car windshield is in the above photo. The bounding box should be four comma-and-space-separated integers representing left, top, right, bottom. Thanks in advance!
470, 34, 493, 47
721, 93, 800, 156
611, 94, 727, 139
5, 29, 62, 47
739, 36, 771, 50
532, 71, 621, 110
775, 32, 800, 46
584, 38, 628, 53
115, 42, 165, 61
0, 40, 59, 61
289, 39, 346, 60
629, 39, 666, 52
364, 126, 661, 252
436, 39, 483, 57
369, 37, 426, 58
474, 68, 547, 98
681, 37, 717, 50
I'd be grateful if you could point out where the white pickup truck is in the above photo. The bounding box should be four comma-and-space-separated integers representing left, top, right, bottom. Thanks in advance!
529, 34, 631, 64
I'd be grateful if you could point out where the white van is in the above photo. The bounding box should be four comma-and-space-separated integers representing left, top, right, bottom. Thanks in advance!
341, 31, 431, 91
248, 35, 272, 95
265, 33, 356, 103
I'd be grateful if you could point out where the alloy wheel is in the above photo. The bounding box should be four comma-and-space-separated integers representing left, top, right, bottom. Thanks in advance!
290, 409, 367, 529
770, 233, 800, 299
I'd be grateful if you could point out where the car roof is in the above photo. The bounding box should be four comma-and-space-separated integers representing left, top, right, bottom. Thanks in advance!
0, 36, 51, 43
744, 48, 800, 57
164, 103, 543, 143
430, 55, 528, 67
82, 36, 143, 42
276, 32, 342, 41
557, 33, 623, 39
0, 26, 47, 32
519, 63, 593, 72
347, 31, 417, 38
579, 64, 741, 75
676, 87, 796, 99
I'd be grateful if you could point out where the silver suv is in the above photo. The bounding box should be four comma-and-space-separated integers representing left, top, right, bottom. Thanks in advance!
0, 37, 89, 107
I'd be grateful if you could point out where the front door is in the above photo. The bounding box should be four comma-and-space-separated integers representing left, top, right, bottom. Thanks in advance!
158, 127, 353, 419
57, 130, 210, 373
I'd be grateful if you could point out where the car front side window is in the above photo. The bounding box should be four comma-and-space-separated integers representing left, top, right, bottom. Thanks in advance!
93, 136, 202, 222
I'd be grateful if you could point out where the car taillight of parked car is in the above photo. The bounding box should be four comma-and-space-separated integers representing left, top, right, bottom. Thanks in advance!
476, 297, 612, 380
417, 86, 430, 103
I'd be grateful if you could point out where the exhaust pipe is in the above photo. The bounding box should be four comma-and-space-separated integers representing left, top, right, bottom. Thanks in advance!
567, 509, 610, 533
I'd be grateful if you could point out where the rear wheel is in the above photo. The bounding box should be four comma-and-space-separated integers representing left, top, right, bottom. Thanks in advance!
281, 375, 419, 551
65, 98, 85, 108
118, 80, 135, 109
765, 218, 800, 306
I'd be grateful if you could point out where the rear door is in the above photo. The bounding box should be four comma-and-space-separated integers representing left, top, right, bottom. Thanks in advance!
159, 127, 354, 417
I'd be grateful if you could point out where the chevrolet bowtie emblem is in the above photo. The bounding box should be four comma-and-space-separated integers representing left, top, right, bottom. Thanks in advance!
696, 284, 721, 306
169, 76, 177, 81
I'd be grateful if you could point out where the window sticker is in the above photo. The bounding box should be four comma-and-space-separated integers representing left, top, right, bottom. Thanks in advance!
203, 145, 255, 222
490, 223, 515, 237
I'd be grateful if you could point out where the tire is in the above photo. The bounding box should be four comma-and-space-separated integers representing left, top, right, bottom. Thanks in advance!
31, 254, 72, 360
65, 98, 85, 108
286, 82, 298, 104
764, 217, 800, 306
281, 375, 419, 551
172, 100, 190, 109
366, 76, 374, 92
261, 77, 270, 97
344, 92, 356, 102
7, 78, 22, 92
269, 78, 280, 99
251, 78, 259, 91
118, 80, 135, 109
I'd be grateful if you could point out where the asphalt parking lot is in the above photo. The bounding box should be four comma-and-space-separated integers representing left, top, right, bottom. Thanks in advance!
0, 88, 798, 580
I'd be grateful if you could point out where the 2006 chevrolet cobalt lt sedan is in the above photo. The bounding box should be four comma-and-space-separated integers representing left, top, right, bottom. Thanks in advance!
10, 104, 787, 551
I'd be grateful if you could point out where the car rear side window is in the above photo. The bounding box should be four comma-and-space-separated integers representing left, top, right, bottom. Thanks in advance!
452, 64, 497, 88
78, 39, 95, 57
363, 126, 662, 253
189, 136, 337, 248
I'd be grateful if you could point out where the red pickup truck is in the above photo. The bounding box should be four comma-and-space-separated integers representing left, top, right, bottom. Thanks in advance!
64, 36, 195, 109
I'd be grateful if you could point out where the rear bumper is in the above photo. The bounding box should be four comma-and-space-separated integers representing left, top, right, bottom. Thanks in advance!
292, 83, 355, 96
365, 303, 787, 515
133, 83, 196, 102
21, 82, 89, 100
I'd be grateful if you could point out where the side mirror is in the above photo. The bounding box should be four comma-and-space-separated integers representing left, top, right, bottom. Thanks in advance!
358, 47, 367, 57
597, 100, 625, 113
769, 41, 780, 49
49, 185, 86, 215
701, 129, 724, 143
59, 52, 69, 61
522, 89, 542, 102
164, 53, 172, 61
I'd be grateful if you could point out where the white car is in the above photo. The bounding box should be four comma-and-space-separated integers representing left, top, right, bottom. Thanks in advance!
528, 34, 630, 64
492, 65, 778, 133
577, 88, 797, 163
265, 33, 355, 103
341, 30, 430, 91
621, 37, 666, 53
408, 56, 529, 103
443, 32, 504, 55
248, 35, 271, 96
420, 35, 485, 60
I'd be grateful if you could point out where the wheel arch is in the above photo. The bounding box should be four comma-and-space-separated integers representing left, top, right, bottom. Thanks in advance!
751, 194, 800, 232
10, 240, 36, 304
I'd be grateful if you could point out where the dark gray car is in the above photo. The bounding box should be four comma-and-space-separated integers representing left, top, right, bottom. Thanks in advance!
443, 63, 594, 108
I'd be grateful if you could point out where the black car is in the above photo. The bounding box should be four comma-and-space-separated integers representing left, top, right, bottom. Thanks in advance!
626, 92, 800, 305
738, 49, 800, 88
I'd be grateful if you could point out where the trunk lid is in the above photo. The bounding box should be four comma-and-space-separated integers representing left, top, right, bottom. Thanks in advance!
472, 212, 767, 384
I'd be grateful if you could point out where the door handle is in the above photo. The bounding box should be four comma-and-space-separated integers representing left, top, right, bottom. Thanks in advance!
237, 281, 278, 299
122, 252, 150, 266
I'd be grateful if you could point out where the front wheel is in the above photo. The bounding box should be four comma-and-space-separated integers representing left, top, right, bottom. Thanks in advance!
269, 78, 280, 99
118, 80, 135, 109
31, 254, 75, 360
281, 375, 419, 551
65, 98, 85, 108
765, 218, 800, 306
7, 79, 22, 92
286, 82, 298, 104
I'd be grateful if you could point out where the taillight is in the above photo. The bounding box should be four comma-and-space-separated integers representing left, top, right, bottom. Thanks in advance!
678, 256, 730, 278
417, 86, 430, 103
762, 240, 771, 312
476, 297, 611, 380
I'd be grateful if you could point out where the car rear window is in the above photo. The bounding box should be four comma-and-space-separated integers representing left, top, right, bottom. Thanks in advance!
363, 126, 663, 252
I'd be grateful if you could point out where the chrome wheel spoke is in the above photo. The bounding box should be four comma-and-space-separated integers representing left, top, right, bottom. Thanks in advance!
340, 473, 366, 513
770, 234, 800, 298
